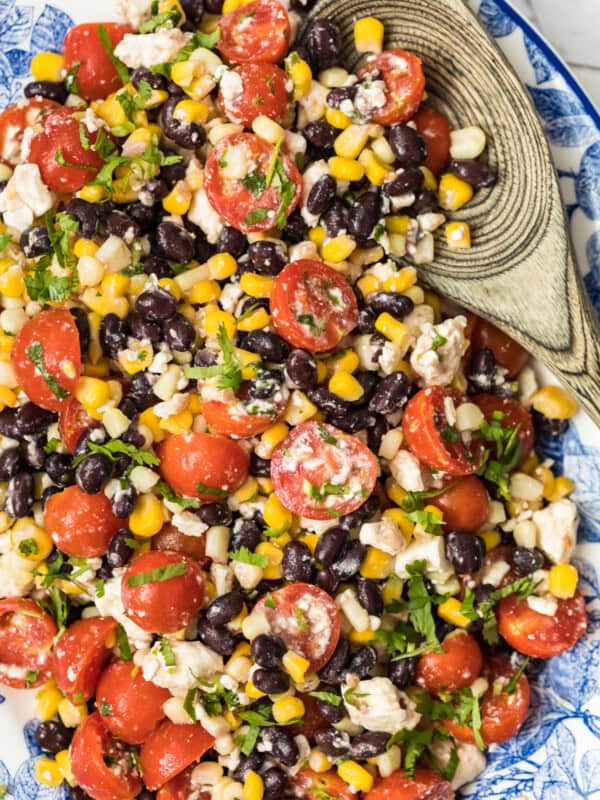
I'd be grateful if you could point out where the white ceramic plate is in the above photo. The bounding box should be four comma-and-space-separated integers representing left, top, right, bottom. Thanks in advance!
0, 1, 599, 798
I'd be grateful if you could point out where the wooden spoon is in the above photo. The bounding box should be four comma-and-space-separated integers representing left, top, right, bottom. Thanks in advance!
298, 0, 600, 425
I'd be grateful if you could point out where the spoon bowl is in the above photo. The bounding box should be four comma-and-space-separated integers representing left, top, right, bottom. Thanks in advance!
299, 0, 600, 424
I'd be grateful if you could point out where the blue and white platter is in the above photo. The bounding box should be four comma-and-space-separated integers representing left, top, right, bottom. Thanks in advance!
0, 1, 599, 798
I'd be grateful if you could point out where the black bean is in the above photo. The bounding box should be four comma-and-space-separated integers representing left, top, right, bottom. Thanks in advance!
130, 316, 161, 344
69, 787, 92, 800
286, 349, 317, 390
348, 192, 381, 241
511, 546, 545, 576
17, 402, 57, 437
45, 453, 73, 486
449, 159, 496, 188
356, 577, 383, 616
160, 152, 187, 186
161, 96, 206, 149
367, 414, 388, 453
345, 645, 377, 679
20, 225, 50, 258
0, 407, 20, 438
111, 486, 137, 519
245, 331, 289, 364
388, 656, 418, 689
253, 668, 290, 695
206, 591, 244, 627
69, 307, 90, 356
164, 313, 195, 351
230, 519, 262, 552
314, 693, 344, 724
75, 453, 112, 494
142, 179, 169, 206
445, 531, 486, 574
157, 219, 196, 263
303, 121, 337, 153
262, 767, 287, 800
143, 255, 173, 279
251, 634, 286, 669
196, 502, 232, 526
23, 438, 45, 470
105, 529, 134, 570
353, 370, 378, 404
35, 720, 74, 754
131, 66, 167, 91
331, 541, 366, 580
368, 372, 411, 414
314, 727, 350, 758
382, 168, 424, 197
246, 455, 269, 481
321, 198, 349, 237
65, 198, 99, 239
247, 369, 283, 400
307, 386, 349, 417
329, 407, 376, 433
197, 619, 236, 656
127, 373, 158, 412
136, 287, 178, 322
233, 752, 264, 782
6, 472, 34, 518
217, 225, 246, 257
74, 426, 108, 456
350, 731, 389, 760
0, 447, 22, 480
339, 493, 380, 530
315, 568, 340, 595
103, 210, 139, 241
410, 189, 436, 215
532, 409, 568, 437
282, 210, 308, 244
306, 18, 340, 71
314, 526, 347, 568
260, 727, 298, 767
357, 307, 376, 334
24, 80, 68, 104
247, 240, 287, 276
307, 174, 337, 217
367, 291, 414, 319
389, 124, 427, 166
326, 86, 357, 109
282, 541, 313, 582
319, 637, 350, 683
99, 313, 128, 357
467, 348, 496, 393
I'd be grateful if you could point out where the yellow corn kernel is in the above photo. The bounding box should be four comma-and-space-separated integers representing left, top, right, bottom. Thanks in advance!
58, 698, 88, 728
325, 106, 352, 129
10, 518, 52, 561
548, 563, 578, 599
322, 235, 356, 263
240, 272, 274, 299
316, 361, 328, 383
35, 683, 63, 722
480, 529, 501, 552
163, 181, 193, 215
204, 307, 236, 339
263, 493, 293, 531
237, 307, 271, 332
31, 52, 64, 82
272, 696, 305, 724
81, 289, 129, 319
118, 341, 153, 376
101, 273, 130, 299
438, 597, 471, 628
73, 239, 99, 258
259, 423, 289, 458
334, 124, 370, 160
356, 274, 381, 296
256, 541, 284, 580
299, 533, 318, 554
385, 215, 411, 235
375, 312, 410, 347
78, 184, 107, 203
223, 0, 251, 12
235, 347, 262, 380
438, 173, 474, 211
283, 390, 318, 426
360, 546, 395, 579
258, 478, 274, 496
55, 749, 75, 786
230, 642, 251, 661
35, 756, 64, 788
354, 17, 385, 54
328, 370, 364, 402
290, 58, 312, 99
359, 149, 392, 186
158, 277, 182, 301
139, 406, 164, 442
235, 477, 259, 503
189, 279, 221, 304
424, 504, 443, 523
129, 493, 164, 538
522, 452, 541, 475
160, 410, 193, 434
329, 349, 359, 374
446, 221, 472, 250
420, 166, 437, 190
0, 268, 24, 298
546, 475, 575, 503
531, 385, 578, 420
533, 465, 555, 498
382, 508, 415, 540
337, 761, 374, 793
382, 575, 404, 606
207, 252, 238, 280
282, 651, 310, 683
310, 748, 332, 773
75, 376, 110, 412
243, 770, 264, 800
383, 267, 417, 294
328, 156, 365, 182
385, 481, 406, 507
174, 98, 209, 124
349, 628, 376, 644
245, 679, 266, 699
308, 225, 326, 246
171, 60, 194, 88
187, 394, 203, 415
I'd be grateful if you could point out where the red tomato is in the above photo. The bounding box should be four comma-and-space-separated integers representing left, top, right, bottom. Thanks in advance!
70, 712, 142, 800
219, 63, 290, 127
271, 260, 359, 353
497, 591, 587, 658
415, 632, 483, 694
158, 432, 249, 500
357, 49, 425, 126
443, 656, 530, 746
96, 659, 170, 744
218, 0, 290, 63
0, 98, 58, 166
402, 387, 482, 476
122, 551, 205, 634
28, 107, 106, 192
59, 397, 98, 454
11, 309, 81, 413
152, 522, 207, 562
199, 381, 288, 438
44, 486, 122, 558
428, 476, 490, 532
413, 106, 452, 174
157, 769, 211, 800
52, 617, 116, 702
473, 394, 534, 466
140, 719, 215, 791
289, 693, 329, 739
0, 598, 56, 689
204, 132, 301, 233
291, 769, 355, 800
271, 421, 379, 520
63, 23, 131, 101
254, 583, 341, 671
467, 314, 529, 379
365, 768, 455, 800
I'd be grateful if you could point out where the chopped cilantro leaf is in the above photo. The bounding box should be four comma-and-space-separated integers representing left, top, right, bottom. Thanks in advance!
230, 547, 269, 569
156, 480, 201, 508
184, 324, 243, 393
97, 24, 129, 84
127, 561, 188, 587
160, 637, 176, 667
27, 341, 69, 400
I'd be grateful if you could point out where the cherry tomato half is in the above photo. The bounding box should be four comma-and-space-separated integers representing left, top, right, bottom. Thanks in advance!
0, 98, 59, 166
70, 712, 142, 800
416, 632, 483, 694
357, 49, 425, 126
140, 719, 215, 790
28, 107, 106, 192
122, 551, 205, 634
291, 769, 355, 800
204, 133, 301, 233
365, 768, 455, 800
63, 23, 131, 101
44, 485, 122, 558
413, 106, 452, 174
428, 476, 490, 532
497, 591, 587, 658
158, 432, 249, 500
443, 656, 530, 746
96, 659, 170, 744
402, 387, 482, 476
59, 397, 98, 454
219, 63, 290, 128
152, 522, 206, 562
473, 394, 534, 466
467, 313, 529, 379
218, 0, 290, 63
254, 583, 341, 671
271, 260, 359, 353
11, 309, 81, 413
271, 421, 379, 520
52, 617, 117, 702
199, 381, 288, 438
0, 598, 56, 689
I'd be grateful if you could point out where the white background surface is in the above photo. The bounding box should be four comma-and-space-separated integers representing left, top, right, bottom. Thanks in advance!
511, 0, 600, 107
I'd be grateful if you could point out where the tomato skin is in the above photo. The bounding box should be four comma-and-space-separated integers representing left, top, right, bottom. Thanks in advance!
219, 63, 290, 127
416, 632, 483, 694
218, 0, 290, 63
413, 106, 452, 174
70, 712, 143, 800
52, 617, 117, 702
0, 98, 59, 166
402, 387, 481, 476
254, 583, 341, 671
96, 659, 170, 744
497, 591, 587, 658
158, 432, 249, 500
11, 309, 81, 412
152, 522, 206, 562
428, 476, 490, 532
44, 485, 122, 558
28, 107, 106, 192
140, 719, 215, 791
157, 769, 211, 800
291, 769, 356, 800
63, 23, 131, 101
0, 598, 57, 689
365, 768, 455, 800
59, 397, 98, 453
357, 49, 425, 126
271, 260, 359, 353
201, 398, 285, 438
468, 314, 529, 379
122, 551, 205, 634
473, 394, 534, 466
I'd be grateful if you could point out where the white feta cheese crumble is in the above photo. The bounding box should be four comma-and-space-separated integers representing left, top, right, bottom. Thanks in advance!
395, 533, 452, 579
114, 29, 192, 70
527, 595, 558, 617
0, 164, 55, 232
533, 499, 578, 564
94, 573, 153, 651
171, 511, 208, 537
388, 449, 425, 492
117, 0, 152, 28
410, 315, 467, 387
136, 640, 224, 695
359, 518, 405, 555
344, 677, 421, 734
188, 187, 225, 244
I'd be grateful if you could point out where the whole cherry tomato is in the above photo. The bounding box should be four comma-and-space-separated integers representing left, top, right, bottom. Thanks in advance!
416, 632, 483, 694
428, 476, 490, 532
413, 106, 452, 174
62, 22, 131, 101
140, 719, 215, 790
44, 485, 122, 558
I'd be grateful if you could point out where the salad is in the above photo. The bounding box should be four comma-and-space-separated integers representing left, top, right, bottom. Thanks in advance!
0, 0, 588, 798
